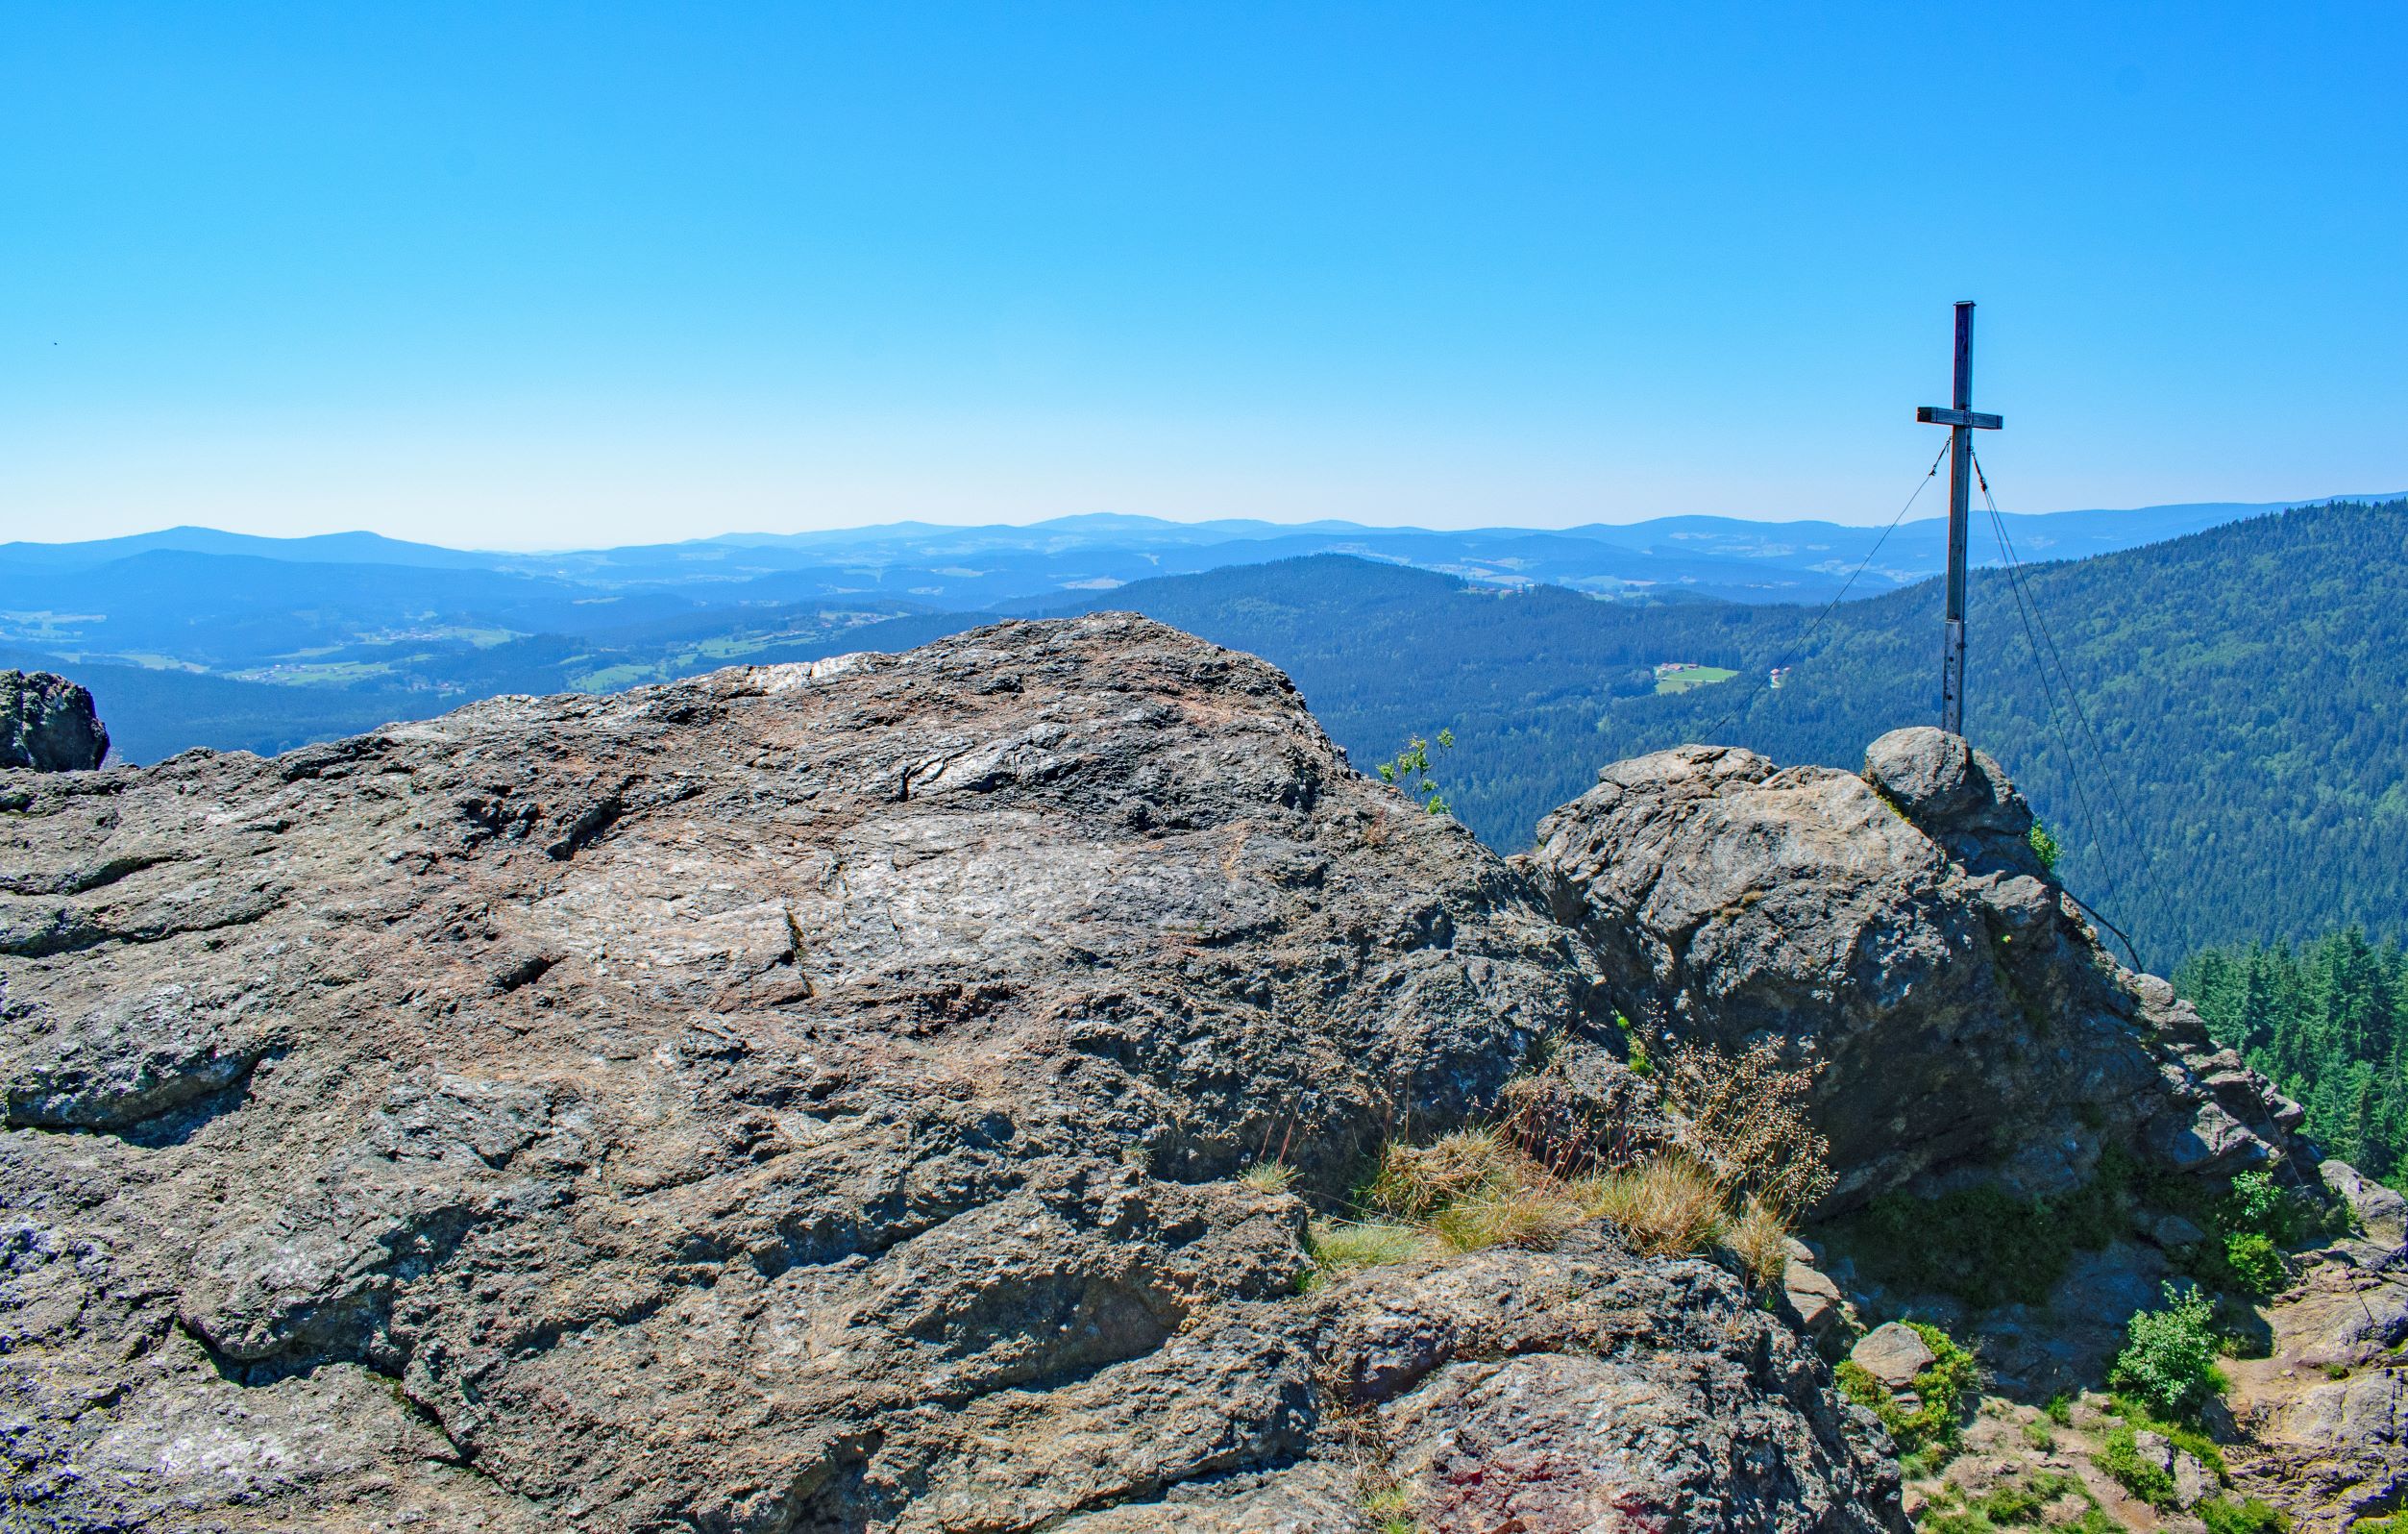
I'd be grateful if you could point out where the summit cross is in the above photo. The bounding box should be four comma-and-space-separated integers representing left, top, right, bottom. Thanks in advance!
1917, 300, 2004, 737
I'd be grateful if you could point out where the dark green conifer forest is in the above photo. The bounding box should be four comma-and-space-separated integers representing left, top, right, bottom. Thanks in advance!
2177, 930, 2408, 1187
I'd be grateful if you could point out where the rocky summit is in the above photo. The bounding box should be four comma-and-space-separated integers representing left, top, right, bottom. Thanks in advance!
0, 616, 2394, 1534
0, 616, 1896, 1533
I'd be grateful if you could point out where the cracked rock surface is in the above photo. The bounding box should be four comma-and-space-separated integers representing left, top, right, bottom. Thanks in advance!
0, 615, 1903, 1533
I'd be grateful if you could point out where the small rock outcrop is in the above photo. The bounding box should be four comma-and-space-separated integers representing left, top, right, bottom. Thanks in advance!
1850, 1323, 1936, 1392
0, 617, 1901, 1534
1519, 729, 2307, 1207
0, 669, 109, 772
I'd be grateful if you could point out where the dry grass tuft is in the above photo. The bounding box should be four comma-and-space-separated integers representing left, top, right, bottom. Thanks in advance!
1360, 1127, 1533, 1221
1429, 1183, 1583, 1253
1322, 1041, 1822, 1290
1723, 1193, 1793, 1289
1573, 1156, 1726, 1257
1240, 1160, 1297, 1195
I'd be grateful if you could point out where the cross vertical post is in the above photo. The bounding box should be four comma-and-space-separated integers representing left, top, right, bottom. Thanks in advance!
1917, 301, 2003, 737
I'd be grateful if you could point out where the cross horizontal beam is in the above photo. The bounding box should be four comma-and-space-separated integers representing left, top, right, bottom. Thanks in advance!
1917, 406, 2003, 430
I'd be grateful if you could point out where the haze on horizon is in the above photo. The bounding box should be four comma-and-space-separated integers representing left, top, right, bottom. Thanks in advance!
4, 4, 2403, 551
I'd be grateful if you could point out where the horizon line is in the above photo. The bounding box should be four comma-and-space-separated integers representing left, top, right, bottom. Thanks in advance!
8, 490, 2403, 558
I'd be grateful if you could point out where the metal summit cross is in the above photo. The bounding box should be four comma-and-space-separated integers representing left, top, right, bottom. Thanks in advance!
1917, 301, 2003, 737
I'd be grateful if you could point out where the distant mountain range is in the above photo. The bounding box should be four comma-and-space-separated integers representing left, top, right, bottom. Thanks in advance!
10, 494, 2393, 619
10, 495, 2408, 959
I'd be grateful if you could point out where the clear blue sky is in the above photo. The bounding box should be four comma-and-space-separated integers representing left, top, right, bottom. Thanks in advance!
3, 3, 2401, 548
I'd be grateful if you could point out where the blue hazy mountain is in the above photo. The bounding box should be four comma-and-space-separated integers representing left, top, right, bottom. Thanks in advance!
12, 497, 2407, 961
12, 495, 2388, 627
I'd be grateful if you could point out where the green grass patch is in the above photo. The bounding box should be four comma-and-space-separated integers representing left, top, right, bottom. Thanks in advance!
2198, 1497, 2289, 1534
2092, 1424, 2177, 1508
2107, 1393, 2227, 1479
1918, 1472, 2096, 1534
1654, 664, 1738, 695
2092, 1396, 2232, 1513
1303, 1218, 1431, 1286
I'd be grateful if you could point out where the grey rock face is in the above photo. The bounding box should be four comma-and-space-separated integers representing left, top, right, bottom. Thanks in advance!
0, 670, 108, 772
2322, 1160, 2408, 1247
2150, 1213, 2209, 1249
2225, 1226, 2408, 1528
1850, 1323, 1935, 1391
1860, 727, 2040, 878
1517, 736, 2302, 1207
1315, 1229, 1902, 1534
0, 617, 1900, 1533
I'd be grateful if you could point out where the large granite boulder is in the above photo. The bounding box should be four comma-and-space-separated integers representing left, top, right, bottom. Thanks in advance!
0, 669, 109, 772
1517, 729, 2303, 1207
0, 616, 1901, 1534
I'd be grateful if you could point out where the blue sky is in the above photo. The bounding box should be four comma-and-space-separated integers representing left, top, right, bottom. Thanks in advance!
3, 3, 2402, 548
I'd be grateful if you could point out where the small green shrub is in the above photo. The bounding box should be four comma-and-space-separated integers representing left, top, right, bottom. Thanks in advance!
2111, 1282, 2225, 1419
2198, 1497, 2289, 1534
1375, 729, 1456, 815
1613, 1011, 1654, 1077
2093, 1424, 2178, 1509
2224, 1230, 2288, 1295
2053, 1510, 2120, 1534
2222, 1171, 2288, 1236
2028, 821, 2063, 874
2043, 1392, 2075, 1426
2021, 1419, 2055, 1451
